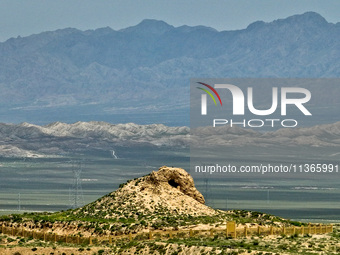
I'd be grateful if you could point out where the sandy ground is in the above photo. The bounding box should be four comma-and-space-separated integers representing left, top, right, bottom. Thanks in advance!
0, 246, 112, 255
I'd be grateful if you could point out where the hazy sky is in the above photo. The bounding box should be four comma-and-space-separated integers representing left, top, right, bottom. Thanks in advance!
0, 0, 339, 42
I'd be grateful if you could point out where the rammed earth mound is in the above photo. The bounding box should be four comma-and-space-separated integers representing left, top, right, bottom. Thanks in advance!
0, 166, 298, 237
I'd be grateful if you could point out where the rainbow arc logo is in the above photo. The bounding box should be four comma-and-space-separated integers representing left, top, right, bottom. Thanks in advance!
196, 82, 222, 106
197, 82, 222, 115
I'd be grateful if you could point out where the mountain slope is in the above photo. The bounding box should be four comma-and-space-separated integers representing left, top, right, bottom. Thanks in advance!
0, 12, 339, 124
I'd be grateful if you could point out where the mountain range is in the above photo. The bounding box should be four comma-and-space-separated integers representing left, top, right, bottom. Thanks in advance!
0, 121, 339, 158
0, 12, 339, 125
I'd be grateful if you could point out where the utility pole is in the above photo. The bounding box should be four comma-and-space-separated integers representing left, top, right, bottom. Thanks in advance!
17, 193, 21, 211
267, 189, 270, 204
70, 161, 85, 209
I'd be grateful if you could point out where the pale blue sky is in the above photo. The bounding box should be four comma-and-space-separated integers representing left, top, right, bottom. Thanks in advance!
0, 0, 339, 42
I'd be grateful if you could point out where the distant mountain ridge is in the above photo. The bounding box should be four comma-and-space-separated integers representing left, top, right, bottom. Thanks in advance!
0, 121, 339, 158
0, 12, 339, 124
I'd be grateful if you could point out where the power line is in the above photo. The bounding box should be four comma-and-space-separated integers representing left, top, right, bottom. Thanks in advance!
69, 160, 85, 209
267, 189, 270, 204
17, 193, 21, 211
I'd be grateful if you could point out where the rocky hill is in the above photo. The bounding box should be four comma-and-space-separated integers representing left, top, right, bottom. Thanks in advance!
60, 166, 225, 235
1, 166, 290, 237
74, 166, 216, 220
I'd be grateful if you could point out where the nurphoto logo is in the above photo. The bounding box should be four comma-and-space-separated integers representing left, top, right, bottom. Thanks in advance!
196, 81, 312, 128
